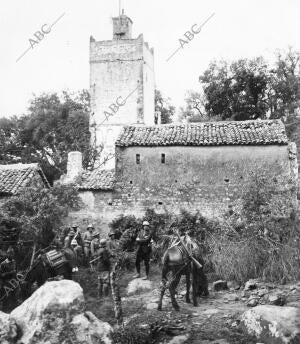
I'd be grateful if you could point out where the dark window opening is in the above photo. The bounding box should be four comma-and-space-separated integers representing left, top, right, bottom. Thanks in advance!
158, 201, 163, 205
175, 180, 178, 183
108, 202, 113, 206
128, 194, 131, 197
161, 153, 165, 164
136, 154, 140, 164
130, 181, 133, 184
224, 178, 229, 183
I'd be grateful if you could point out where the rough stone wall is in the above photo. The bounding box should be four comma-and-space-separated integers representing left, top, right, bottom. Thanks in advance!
90, 34, 154, 169
111, 145, 295, 218
74, 144, 297, 231
67, 191, 117, 234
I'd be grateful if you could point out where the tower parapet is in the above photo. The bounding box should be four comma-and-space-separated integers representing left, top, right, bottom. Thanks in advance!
112, 10, 133, 40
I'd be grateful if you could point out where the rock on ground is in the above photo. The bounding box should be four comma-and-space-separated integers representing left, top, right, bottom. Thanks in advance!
241, 305, 300, 344
2, 280, 113, 344
72, 311, 112, 344
165, 334, 190, 344
268, 293, 287, 306
127, 278, 153, 295
244, 279, 261, 291
213, 280, 228, 291
0, 311, 18, 344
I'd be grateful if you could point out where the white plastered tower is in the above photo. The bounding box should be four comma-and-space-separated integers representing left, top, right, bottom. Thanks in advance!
90, 11, 155, 169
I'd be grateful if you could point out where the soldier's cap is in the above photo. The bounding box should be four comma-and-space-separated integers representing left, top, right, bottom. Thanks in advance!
142, 221, 150, 226
100, 238, 107, 246
108, 229, 116, 236
92, 232, 100, 238
72, 224, 78, 228
87, 224, 94, 229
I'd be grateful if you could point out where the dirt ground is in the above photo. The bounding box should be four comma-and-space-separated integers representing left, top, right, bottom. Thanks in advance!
71, 264, 300, 343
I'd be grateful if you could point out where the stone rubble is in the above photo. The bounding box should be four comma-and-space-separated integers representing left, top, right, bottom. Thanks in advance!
241, 305, 300, 344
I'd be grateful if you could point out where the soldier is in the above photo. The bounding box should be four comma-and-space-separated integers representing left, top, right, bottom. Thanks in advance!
0, 247, 17, 312
96, 239, 114, 298
107, 229, 119, 252
133, 221, 152, 280
90, 232, 100, 258
64, 228, 76, 249
63, 228, 79, 272
83, 224, 94, 263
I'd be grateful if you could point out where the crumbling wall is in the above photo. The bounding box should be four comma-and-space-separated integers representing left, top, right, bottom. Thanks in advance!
74, 144, 297, 231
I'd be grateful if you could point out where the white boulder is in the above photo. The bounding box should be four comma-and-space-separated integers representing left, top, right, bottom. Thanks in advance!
241, 305, 300, 344
0, 311, 18, 344
6, 280, 112, 344
10, 280, 84, 344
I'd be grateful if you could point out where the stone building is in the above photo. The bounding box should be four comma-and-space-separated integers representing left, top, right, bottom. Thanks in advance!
90, 10, 155, 169
66, 119, 297, 232
63, 12, 297, 232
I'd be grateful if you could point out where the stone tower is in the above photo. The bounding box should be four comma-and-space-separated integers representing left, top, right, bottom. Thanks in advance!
90, 11, 155, 169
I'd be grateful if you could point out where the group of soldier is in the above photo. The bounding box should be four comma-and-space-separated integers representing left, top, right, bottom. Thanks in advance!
0, 220, 153, 310
60, 220, 153, 297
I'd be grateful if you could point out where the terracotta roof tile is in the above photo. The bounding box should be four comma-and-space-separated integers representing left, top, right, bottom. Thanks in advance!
0, 163, 50, 195
79, 169, 115, 191
115, 120, 288, 147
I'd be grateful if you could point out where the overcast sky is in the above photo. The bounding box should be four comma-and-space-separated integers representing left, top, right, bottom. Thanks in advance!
0, 0, 299, 117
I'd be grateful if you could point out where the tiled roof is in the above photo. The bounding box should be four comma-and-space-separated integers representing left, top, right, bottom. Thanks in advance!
115, 120, 288, 147
79, 169, 115, 191
0, 163, 50, 195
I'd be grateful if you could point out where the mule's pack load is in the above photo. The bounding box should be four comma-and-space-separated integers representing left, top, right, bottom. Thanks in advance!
45, 250, 66, 269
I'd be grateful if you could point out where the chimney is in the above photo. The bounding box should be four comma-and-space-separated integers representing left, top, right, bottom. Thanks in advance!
155, 111, 161, 125
67, 151, 83, 181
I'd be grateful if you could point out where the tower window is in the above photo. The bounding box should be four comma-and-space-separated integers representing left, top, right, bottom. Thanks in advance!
136, 154, 140, 164
161, 154, 165, 164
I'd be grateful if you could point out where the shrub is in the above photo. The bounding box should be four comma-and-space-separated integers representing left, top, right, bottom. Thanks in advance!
0, 183, 81, 247
205, 172, 300, 283
109, 214, 140, 235
109, 208, 218, 266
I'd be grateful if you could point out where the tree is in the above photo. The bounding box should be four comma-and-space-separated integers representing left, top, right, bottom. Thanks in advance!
0, 184, 81, 247
179, 90, 215, 122
155, 89, 175, 124
199, 57, 269, 121
0, 116, 21, 164
268, 49, 300, 151
268, 48, 300, 120
181, 48, 300, 136
0, 90, 100, 184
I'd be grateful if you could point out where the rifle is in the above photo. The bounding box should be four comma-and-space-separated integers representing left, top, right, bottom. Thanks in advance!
173, 229, 203, 269
90, 255, 101, 264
